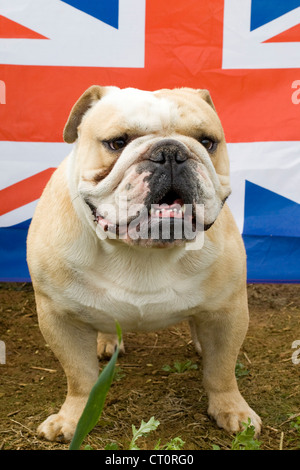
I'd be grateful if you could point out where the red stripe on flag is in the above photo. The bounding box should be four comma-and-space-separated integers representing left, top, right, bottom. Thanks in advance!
1, 65, 298, 143
0, 168, 55, 216
0, 15, 48, 39
264, 23, 300, 43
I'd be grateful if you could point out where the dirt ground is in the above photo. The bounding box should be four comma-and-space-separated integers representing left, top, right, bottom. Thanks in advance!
0, 282, 299, 451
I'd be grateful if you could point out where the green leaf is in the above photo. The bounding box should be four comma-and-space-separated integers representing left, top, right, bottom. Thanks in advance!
115, 320, 122, 346
159, 437, 185, 450
231, 418, 261, 450
153, 439, 162, 450
129, 417, 160, 450
235, 361, 250, 379
69, 322, 122, 450
162, 360, 198, 374
104, 442, 119, 450
290, 416, 300, 432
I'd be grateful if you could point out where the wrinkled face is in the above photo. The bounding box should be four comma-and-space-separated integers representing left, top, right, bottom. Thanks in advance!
66, 86, 231, 247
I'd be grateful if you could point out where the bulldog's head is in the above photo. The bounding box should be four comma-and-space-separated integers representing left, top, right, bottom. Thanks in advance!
64, 86, 231, 247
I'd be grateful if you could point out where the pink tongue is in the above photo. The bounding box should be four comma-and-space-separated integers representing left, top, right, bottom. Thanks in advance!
153, 198, 183, 210
170, 198, 183, 208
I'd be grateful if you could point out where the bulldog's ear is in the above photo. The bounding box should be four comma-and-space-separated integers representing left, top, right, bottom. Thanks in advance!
63, 85, 105, 143
198, 89, 216, 111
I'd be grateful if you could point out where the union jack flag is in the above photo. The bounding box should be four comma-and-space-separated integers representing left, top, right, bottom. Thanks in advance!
0, 0, 299, 282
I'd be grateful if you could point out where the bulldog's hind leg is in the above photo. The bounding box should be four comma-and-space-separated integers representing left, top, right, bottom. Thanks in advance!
188, 319, 202, 355
193, 297, 261, 436
97, 332, 125, 359
36, 297, 99, 442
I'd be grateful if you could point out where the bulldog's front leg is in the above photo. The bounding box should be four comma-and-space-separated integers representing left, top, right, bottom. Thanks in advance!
194, 303, 261, 436
97, 332, 125, 359
36, 297, 99, 442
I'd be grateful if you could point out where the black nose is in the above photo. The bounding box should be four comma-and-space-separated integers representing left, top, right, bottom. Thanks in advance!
149, 140, 188, 164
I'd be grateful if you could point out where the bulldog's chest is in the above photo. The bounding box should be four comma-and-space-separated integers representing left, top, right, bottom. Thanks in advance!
100, 276, 203, 329
82, 286, 201, 333
66, 250, 214, 332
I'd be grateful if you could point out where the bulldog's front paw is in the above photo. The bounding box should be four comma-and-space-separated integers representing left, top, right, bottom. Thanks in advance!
97, 332, 125, 359
37, 413, 77, 442
208, 391, 262, 436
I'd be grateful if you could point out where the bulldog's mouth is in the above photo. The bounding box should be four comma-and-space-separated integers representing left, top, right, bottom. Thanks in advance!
85, 189, 198, 239
149, 200, 185, 219
150, 189, 185, 220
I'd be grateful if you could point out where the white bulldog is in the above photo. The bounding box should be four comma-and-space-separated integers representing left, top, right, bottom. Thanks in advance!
27, 86, 261, 442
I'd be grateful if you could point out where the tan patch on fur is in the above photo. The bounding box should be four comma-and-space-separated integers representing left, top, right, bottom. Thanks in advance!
27, 158, 82, 290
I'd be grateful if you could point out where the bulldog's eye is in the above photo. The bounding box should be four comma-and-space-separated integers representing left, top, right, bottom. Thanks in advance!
107, 135, 128, 151
201, 138, 217, 153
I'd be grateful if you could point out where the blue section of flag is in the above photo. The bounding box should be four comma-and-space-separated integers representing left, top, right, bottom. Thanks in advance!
243, 234, 300, 283
0, 220, 31, 282
243, 181, 300, 282
60, 0, 119, 29
243, 180, 300, 237
250, 0, 300, 31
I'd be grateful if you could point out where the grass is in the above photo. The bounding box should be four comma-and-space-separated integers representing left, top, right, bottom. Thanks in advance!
162, 360, 198, 373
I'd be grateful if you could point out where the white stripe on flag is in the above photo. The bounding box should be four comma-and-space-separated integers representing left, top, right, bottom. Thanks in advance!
0, 141, 69, 190
0, 200, 38, 227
